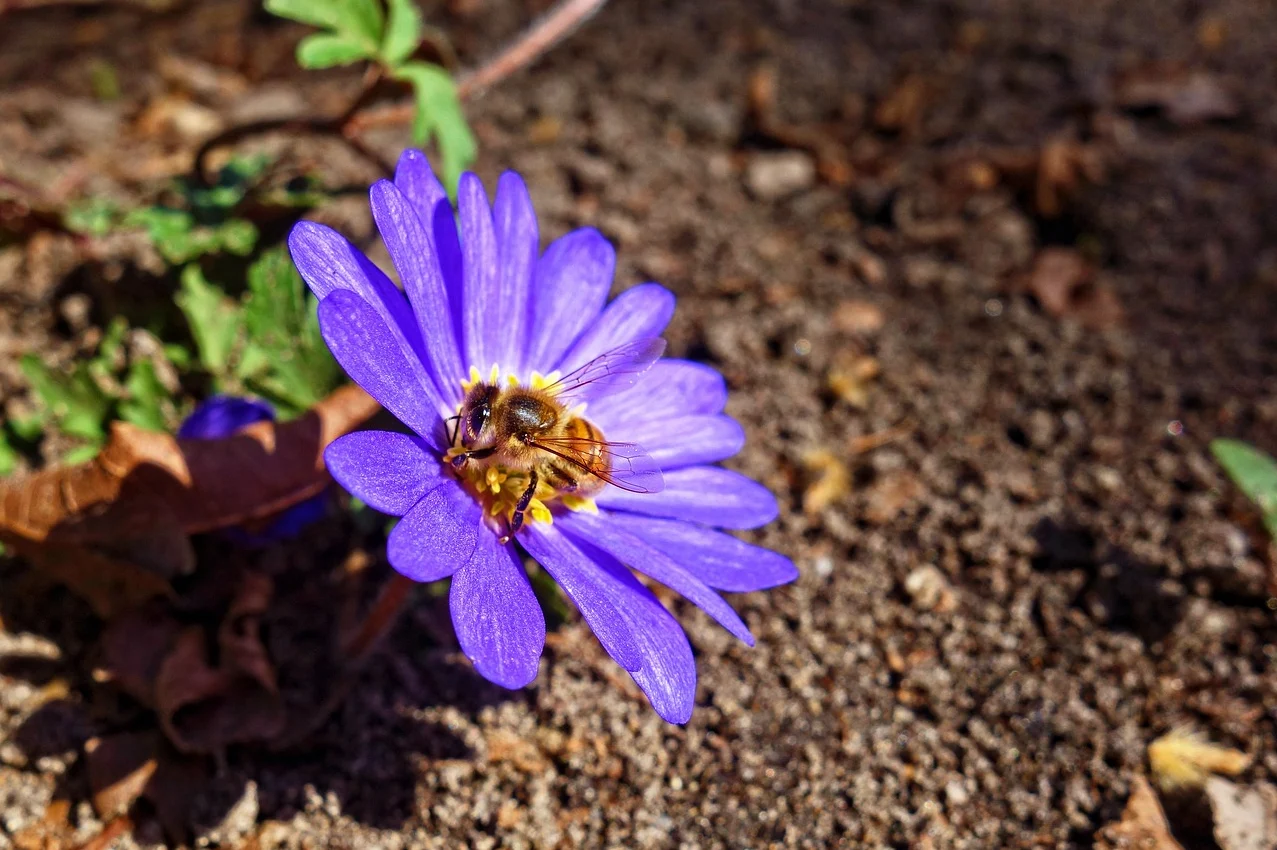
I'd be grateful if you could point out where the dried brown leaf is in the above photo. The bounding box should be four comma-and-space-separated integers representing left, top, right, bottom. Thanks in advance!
832, 300, 886, 335
85, 731, 207, 843
802, 450, 850, 514
1102, 775, 1185, 850
1036, 136, 1104, 218
863, 471, 923, 525
86, 732, 159, 820
1026, 247, 1125, 330
826, 354, 880, 408
874, 73, 930, 134
0, 385, 377, 615
156, 573, 284, 755
97, 604, 184, 706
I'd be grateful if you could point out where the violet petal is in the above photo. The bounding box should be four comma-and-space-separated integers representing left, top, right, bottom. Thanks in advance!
597, 466, 779, 529
561, 512, 754, 645
386, 478, 482, 583
288, 221, 426, 362
457, 172, 502, 372
567, 537, 697, 724
588, 360, 729, 432
519, 523, 642, 671
317, 290, 445, 447
369, 179, 466, 399
621, 414, 746, 469
524, 228, 615, 370
177, 395, 272, 439
492, 171, 538, 373
324, 430, 441, 516
450, 534, 545, 688
604, 513, 798, 592
557, 283, 675, 375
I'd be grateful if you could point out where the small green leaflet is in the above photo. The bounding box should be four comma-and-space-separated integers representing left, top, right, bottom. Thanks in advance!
393, 61, 476, 194
119, 360, 172, 432
1211, 439, 1277, 539
19, 355, 113, 444
0, 430, 18, 478
176, 264, 243, 376
297, 33, 372, 69
238, 247, 344, 414
268, 0, 386, 67
381, 0, 422, 65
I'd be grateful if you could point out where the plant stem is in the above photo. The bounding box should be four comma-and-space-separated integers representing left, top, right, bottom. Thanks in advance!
342, 571, 415, 661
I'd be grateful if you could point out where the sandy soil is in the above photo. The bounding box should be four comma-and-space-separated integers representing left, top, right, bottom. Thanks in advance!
2, 0, 1276, 847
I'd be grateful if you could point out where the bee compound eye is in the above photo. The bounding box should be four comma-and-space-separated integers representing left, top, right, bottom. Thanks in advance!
465, 405, 489, 440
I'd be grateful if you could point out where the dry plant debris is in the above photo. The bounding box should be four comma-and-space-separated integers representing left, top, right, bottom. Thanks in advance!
1149, 727, 1252, 791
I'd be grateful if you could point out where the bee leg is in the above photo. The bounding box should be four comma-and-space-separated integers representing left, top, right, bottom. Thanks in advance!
500, 470, 539, 544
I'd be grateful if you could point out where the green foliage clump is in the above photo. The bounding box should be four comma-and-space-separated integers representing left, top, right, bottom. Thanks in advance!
177, 247, 344, 417
15, 318, 180, 465
265, 0, 476, 192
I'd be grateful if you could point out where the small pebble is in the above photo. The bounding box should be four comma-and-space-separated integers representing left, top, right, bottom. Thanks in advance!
745, 151, 817, 200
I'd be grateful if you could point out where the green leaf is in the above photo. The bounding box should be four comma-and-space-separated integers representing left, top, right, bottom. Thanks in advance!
163, 343, 194, 370
8, 415, 43, 444
63, 197, 120, 237
176, 265, 243, 376
239, 248, 344, 413
337, 0, 385, 49
20, 355, 113, 442
0, 430, 18, 478
125, 207, 198, 263
297, 32, 373, 68
264, 0, 343, 29
119, 360, 171, 432
63, 444, 102, 465
216, 218, 259, 255
97, 316, 129, 364
393, 61, 476, 195
381, 0, 422, 66
1211, 439, 1277, 539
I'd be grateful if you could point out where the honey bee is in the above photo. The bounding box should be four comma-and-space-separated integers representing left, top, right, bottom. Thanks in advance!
447, 338, 667, 541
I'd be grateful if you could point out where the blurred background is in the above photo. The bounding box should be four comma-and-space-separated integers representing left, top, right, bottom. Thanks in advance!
1, 0, 1275, 847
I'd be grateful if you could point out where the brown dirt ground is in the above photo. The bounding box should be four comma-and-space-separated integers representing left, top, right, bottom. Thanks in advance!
2, 0, 1277, 847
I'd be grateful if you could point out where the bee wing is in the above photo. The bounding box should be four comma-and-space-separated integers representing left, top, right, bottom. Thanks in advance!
529, 435, 665, 494
545, 338, 666, 404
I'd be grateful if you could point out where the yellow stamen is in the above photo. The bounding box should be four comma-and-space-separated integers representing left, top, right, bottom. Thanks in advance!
561, 494, 599, 514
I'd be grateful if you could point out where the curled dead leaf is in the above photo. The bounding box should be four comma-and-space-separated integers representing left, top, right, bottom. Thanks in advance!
826, 353, 881, 408
0, 384, 377, 616
1025, 247, 1125, 330
802, 450, 850, 514
1101, 775, 1185, 850
874, 73, 929, 134
863, 471, 924, 525
85, 731, 207, 843
156, 573, 284, 755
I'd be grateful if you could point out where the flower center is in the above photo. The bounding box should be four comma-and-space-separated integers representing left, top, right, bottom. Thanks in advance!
444, 366, 599, 534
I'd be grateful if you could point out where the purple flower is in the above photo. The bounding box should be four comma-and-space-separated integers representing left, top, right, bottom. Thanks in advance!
288, 149, 796, 723
179, 396, 329, 542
